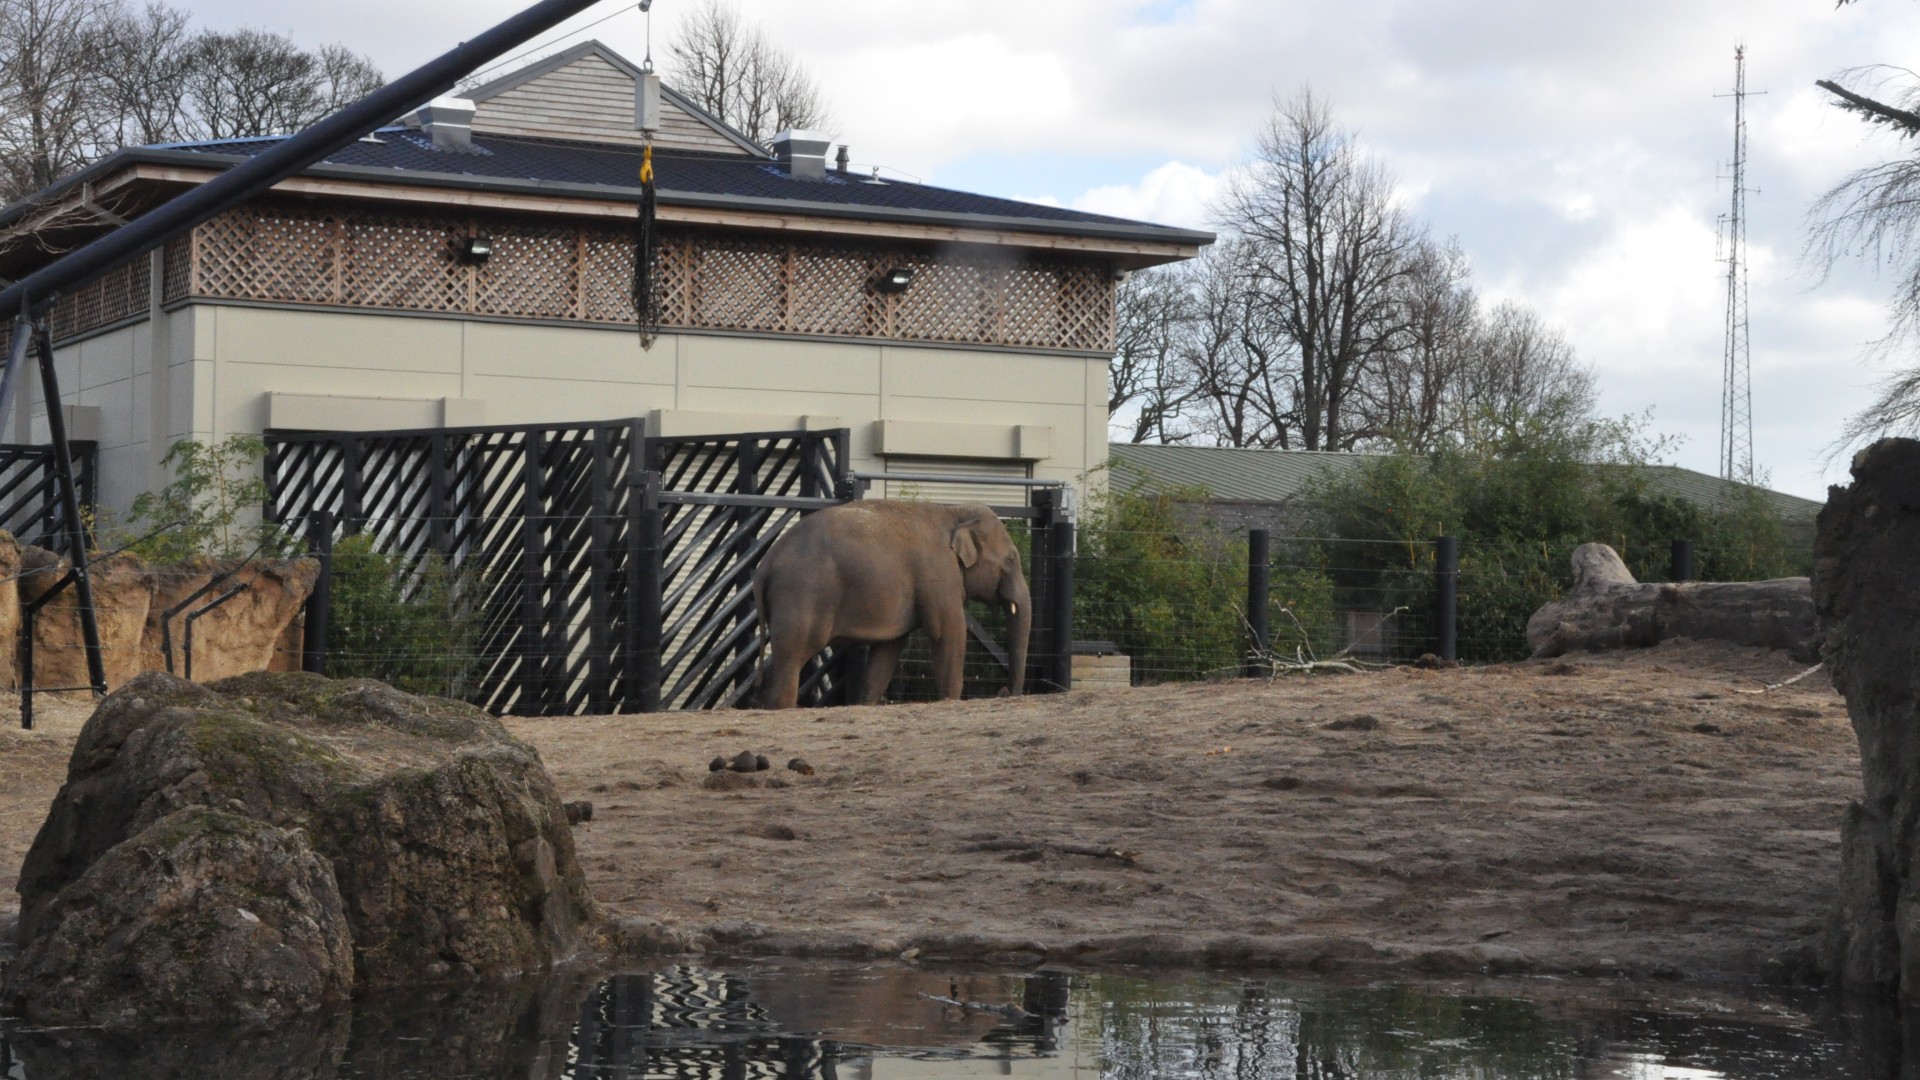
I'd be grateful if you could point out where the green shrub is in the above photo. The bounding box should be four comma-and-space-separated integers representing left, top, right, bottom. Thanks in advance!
1075, 487, 1266, 682
1298, 418, 1813, 663
121, 435, 299, 562
325, 534, 489, 700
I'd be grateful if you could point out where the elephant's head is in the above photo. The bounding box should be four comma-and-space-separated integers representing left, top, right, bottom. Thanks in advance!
950, 507, 1030, 696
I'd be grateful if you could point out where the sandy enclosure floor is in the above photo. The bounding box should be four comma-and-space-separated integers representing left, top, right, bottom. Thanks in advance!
1, 640, 1861, 981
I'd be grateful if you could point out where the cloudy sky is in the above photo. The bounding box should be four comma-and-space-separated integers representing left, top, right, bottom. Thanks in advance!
193, 0, 1920, 498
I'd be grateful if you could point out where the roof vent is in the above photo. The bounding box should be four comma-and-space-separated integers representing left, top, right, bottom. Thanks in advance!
412, 96, 477, 151
772, 130, 833, 180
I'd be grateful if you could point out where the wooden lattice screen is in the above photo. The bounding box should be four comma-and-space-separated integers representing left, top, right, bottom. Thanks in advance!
146, 199, 1117, 352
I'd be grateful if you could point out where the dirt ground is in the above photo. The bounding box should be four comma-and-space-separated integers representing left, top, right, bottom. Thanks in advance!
1, 639, 1862, 983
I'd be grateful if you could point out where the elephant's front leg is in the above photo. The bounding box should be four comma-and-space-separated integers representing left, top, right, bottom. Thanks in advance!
927, 616, 968, 701
860, 637, 906, 705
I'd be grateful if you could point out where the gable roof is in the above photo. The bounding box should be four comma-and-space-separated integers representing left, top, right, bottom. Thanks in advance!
462, 41, 767, 158
0, 43, 1211, 277
1108, 442, 1824, 520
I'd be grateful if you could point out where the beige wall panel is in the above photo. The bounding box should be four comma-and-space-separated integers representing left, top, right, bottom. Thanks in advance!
213, 363, 466, 435
1085, 359, 1109, 492
462, 321, 676, 385
96, 444, 149, 519
680, 335, 881, 395
167, 360, 195, 443
126, 372, 151, 449
880, 395, 1087, 435
882, 345, 1089, 405
77, 325, 138, 392
81, 376, 136, 451
191, 359, 215, 440
680, 386, 876, 420
463, 374, 674, 425
190, 305, 215, 362
210, 306, 463, 374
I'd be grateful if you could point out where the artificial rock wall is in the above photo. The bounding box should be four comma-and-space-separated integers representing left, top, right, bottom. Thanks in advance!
1816, 437, 1920, 996
1, 531, 318, 693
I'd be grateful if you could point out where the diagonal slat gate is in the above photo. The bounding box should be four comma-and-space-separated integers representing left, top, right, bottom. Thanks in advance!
265, 419, 854, 715
0, 441, 96, 546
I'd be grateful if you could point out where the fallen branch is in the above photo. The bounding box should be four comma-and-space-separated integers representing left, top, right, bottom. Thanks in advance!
1733, 662, 1825, 695
917, 992, 1031, 1019
957, 839, 1138, 864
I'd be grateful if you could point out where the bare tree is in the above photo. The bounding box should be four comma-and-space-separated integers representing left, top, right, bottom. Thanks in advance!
1110, 264, 1198, 443
1456, 300, 1596, 449
1807, 59, 1920, 440
91, 1, 192, 148
1218, 90, 1421, 451
185, 28, 381, 141
1183, 239, 1304, 449
0, 0, 112, 198
0, 0, 384, 201
1362, 237, 1477, 451
667, 0, 829, 146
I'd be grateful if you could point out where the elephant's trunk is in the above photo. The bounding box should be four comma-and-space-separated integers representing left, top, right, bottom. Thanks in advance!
1004, 576, 1031, 697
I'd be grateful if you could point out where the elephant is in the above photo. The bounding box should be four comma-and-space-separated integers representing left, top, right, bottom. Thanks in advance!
752, 500, 1031, 708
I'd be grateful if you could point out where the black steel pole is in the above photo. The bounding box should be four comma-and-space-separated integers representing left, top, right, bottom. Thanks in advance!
0, 0, 610, 319
0, 319, 30, 440
1245, 528, 1270, 677
1670, 538, 1694, 583
633, 470, 664, 713
1048, 507, 1075, 693
33, 325, 105, 694
303, 510, 334, 675
1435, 535, 1459, 663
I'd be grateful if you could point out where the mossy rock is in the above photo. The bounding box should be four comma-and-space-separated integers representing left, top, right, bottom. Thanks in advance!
4, 806, 350, 1027
8, 671, 595, 1026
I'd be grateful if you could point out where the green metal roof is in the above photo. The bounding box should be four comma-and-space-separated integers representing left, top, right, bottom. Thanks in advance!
1107, 443, 1823, 520
1107, 442, 1374, 504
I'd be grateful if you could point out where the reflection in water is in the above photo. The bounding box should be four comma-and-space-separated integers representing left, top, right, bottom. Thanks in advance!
0, 962, 1901, 1079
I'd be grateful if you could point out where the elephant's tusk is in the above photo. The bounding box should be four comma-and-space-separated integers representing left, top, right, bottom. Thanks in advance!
1009, 602, 1017, 616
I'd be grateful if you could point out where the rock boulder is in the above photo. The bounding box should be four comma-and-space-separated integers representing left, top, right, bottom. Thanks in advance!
6, 671, 595, 1026
1816, 437, 1920, 996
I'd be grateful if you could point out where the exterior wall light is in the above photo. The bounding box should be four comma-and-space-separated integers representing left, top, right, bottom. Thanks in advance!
873, 266, 913, 294
457, 235, 493, 264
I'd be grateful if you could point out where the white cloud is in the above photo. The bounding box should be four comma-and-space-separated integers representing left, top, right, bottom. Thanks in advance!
1069, 162, 1225, 231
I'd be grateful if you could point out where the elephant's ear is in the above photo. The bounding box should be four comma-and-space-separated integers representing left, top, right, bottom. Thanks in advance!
952, 522, 982, 568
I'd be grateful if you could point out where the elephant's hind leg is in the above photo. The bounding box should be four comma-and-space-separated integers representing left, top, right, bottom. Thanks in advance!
762, 618, 832, 709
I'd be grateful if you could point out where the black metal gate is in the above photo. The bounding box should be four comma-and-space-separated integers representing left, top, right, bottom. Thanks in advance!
0, 440, 96, 546
264, 419, 854, 715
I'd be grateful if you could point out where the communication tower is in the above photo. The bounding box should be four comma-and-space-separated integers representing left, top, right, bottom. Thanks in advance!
1717, 45, 1760, 485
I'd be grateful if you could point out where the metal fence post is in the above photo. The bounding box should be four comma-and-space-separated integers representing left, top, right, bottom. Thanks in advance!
1671, 538, 1694, 583
627, 469, 664, 713
1435, 535, 1459, 662
1047, 493, 1075, 693
302, 510, 333, 675
1246, 528, 1270, 677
